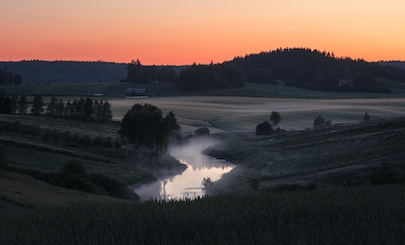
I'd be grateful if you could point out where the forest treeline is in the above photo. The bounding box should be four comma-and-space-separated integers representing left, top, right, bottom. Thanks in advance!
0, 60, 127, 84
2, 48, 405, 91
0, 67, 23, 87
230, 48, 405, 86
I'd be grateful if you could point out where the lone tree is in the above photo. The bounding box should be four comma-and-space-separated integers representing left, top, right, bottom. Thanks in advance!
31, 94, 44, 115
270, 111, 281, 126
363, 112, 370, 122
313, 115, 332, 129
18, 94, 28, 114
119, 103, 178, 159
256, 121, 273, 135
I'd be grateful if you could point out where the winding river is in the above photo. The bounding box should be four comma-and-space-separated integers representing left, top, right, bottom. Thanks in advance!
133, 138, 235, 201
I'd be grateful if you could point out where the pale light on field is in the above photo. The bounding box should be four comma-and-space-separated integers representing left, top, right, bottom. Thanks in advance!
111, 96, 405, 134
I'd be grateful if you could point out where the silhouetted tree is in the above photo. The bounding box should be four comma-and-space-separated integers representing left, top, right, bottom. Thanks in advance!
31, 94, 44, 115
363, 112, 370, 122
256, 121, 273, 135
46, 96, 58, 116
314, 115, 332, 129
0, 95, 12, 114
56, 99, 65, 118
119, 103, 172, 159
10, 94, 18, 113
270, 111, 281, 126
18, 94, 28, 114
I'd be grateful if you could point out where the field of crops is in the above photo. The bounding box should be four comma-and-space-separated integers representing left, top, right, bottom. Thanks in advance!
1, 185, 404, 244
110, 96, 405, 134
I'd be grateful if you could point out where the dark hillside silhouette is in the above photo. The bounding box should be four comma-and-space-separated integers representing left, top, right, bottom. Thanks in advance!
230, 48, 405, 87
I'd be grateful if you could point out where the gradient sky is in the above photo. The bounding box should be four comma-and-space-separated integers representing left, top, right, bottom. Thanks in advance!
2, 0, 405, 65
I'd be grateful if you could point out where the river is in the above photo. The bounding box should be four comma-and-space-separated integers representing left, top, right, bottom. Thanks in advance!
133, 138, 235, 201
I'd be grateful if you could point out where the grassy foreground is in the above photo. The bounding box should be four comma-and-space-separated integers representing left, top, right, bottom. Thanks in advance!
1, 185, 404, 244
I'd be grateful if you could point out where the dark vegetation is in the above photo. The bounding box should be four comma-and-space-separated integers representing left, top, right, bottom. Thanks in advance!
0, 94, 113, 123
176, 62, 245, 91
0, 67, 23, 86
206, 116, 405, 194
120, 59, 178, 84
0, 112, 185, 203
231, 48, 405, 87
0, 60, 127, 84
194, 126, 210, 137
44, 160, 138, 200
3, 48, 405, 94
119, 103, 181, 159
1, 185, 405, 244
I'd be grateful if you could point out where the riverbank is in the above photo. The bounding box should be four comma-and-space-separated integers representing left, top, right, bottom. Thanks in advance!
0, 114, 187, 208
204, 117, 405, 195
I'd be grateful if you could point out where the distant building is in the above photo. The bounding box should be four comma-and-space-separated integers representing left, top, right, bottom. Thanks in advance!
125, 88, 148, 98
338, 79, 354, 87
275, 80, 285, 86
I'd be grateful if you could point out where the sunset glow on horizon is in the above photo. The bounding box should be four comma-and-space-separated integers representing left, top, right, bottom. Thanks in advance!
2, 0, 405, 65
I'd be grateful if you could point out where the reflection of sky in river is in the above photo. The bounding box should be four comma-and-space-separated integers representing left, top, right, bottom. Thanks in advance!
133, 138, 235, 201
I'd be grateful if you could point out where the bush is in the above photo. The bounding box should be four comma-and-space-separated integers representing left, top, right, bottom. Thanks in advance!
371, 164, 397, 185
79, 135, 93, 147
93, 136, 104, 147
256, 121, 273, 135
313, 115, 332, 129
195, 127, 210, 136
61, 160, 87, 177
62, 174, 95, 193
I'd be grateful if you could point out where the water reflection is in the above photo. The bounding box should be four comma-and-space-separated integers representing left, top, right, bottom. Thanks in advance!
133, 138, 235, 201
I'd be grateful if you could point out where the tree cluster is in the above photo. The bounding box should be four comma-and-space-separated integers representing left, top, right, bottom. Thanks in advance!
0, 60, 127, 84
44, 160, 138, 200
176, 63, 245, 91
313, 115, 332, 130
256, 111, 284, 136
119, 103, 181, 159
231, 47, 405, 87
121, 59, 178, 84
0, 67, 23, 85
0, 94, 113, 123
0, 120, 120, 149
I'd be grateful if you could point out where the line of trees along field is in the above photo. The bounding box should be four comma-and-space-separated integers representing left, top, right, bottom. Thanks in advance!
0, 94, 113, 123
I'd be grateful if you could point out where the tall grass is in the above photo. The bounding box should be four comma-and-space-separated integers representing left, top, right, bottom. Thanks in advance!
1, 185, 404, 244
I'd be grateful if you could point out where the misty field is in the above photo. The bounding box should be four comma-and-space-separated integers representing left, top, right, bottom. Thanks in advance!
110, 96, 405, 134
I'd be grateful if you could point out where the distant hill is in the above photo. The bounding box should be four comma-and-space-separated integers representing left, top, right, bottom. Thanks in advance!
230, 48, 405, 87
0, 61, 128, 84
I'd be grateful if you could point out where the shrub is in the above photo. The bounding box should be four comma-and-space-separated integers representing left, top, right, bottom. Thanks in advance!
195, 127, 210, 136
256, 121, 273, 135
62, 174, 94, 193
79, 135, 93, 147
363, 112, 371, 122
61, 160, 87, 177
93, 136, 104, 147
313, 115, 332, 129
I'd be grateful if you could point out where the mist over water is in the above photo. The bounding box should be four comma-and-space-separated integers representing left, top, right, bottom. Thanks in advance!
133, 138, 235, 201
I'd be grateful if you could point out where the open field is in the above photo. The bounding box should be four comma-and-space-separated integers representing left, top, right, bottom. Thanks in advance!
110, 96, 405, 134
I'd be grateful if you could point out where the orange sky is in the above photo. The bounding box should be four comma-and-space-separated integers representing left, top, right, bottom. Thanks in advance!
2, 0, 405, 65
